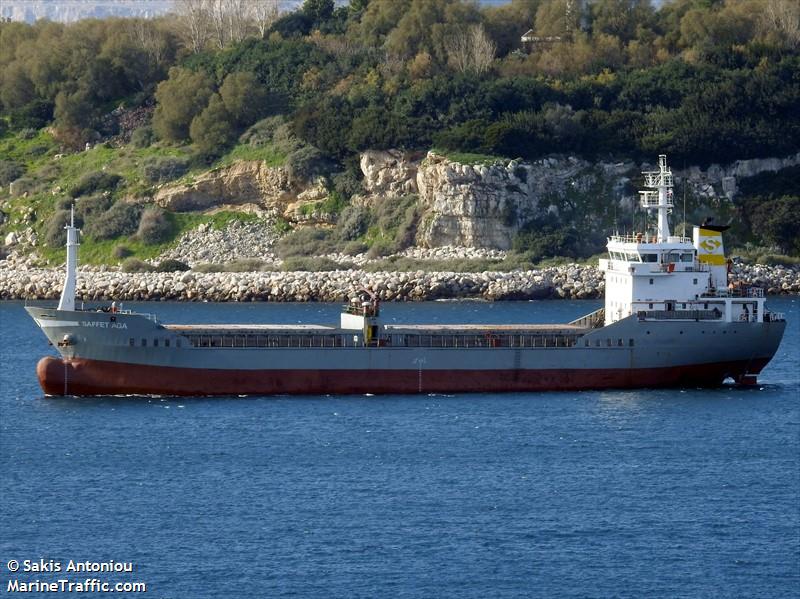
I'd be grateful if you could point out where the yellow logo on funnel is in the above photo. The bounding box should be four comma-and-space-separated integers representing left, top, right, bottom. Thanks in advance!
697, 228, 725, 265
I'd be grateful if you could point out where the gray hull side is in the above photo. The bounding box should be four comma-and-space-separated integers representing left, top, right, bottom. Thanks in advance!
26, 306, 786, 373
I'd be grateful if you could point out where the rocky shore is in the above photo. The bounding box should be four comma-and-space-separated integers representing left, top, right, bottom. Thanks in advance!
1, 262, 798, 303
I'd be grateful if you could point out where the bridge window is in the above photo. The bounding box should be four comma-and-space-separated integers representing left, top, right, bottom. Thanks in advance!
649, 278, 654, 285
153, 339, 158, 347
642, 254, 658, 262
141, 338, 147, 347
165, 339, 170, 348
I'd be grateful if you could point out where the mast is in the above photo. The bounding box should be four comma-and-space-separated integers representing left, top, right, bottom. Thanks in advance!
57, 206, 79, 312
639, 154, 674, 242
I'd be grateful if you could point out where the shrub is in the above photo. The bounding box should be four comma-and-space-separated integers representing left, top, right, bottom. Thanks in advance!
142, 156, 189, 184
286, 145, 335, 183
70, 171, 123, 198
136, 207, 174, 244
18, 128, 37, 140
275, 227, 334, 258
84, 202, 142, 240
365, 195, 420, 254
112, 244, 133, 259
192, 259, 277, 272
45, 210, 83, 248
8, 99, 52, 130
0, 160, 24, 186
342, 240, 368, 255
366, 239, 396, 259
755, 254, 800, 266
28, 143, 49, 156
362, 257, 506, 273
331, 169, 363, 199
155, 259, 190, 272
8, 176, 44, 196
120, 257, 154, 273
239, 115, 286, 147
282, 256, 353, 271
130, 125, 156, 148
75, 193, 113, 219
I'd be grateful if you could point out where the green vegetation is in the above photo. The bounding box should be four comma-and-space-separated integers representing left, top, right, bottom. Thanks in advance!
282, 256, 355, 271
1, 0, 799, 263
193, 259, 278, 273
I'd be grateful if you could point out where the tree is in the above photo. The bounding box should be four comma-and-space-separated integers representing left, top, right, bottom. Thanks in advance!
190, 93, 236, 156
447, 24, 496, 74
590, 0, 653, 43
749, 196, 800, 255
0, 61, 36, 110
219, 71, 270, 127
252, 0, 280, 37
303, 0, 335, 24
152, 67, 214, 142
761, 0, 800, 49
53, 85, 96, 147
175, 0, 212, 53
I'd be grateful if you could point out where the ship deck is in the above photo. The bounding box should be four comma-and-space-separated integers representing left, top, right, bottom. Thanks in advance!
164, 324, 337, 332
164, 322, 588, 334
384, 324, 588, 333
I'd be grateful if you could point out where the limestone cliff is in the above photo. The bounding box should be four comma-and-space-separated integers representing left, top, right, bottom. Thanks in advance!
358, 150, 800, 250
152, 150, 800, 251
154, 161, 292, 212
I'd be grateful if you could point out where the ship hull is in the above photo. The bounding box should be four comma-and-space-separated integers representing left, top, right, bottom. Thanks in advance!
37, 355, 773, 396
26, 306, 786, 397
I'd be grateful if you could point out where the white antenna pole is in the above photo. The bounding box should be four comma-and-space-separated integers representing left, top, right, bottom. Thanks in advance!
639, 154, 674, 243
57, 206, 79, 312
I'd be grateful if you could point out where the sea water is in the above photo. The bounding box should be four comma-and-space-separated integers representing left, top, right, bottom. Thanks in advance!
1, 299, 798, 598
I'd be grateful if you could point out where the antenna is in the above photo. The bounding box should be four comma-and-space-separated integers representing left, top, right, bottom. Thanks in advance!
682, 160, 687, 238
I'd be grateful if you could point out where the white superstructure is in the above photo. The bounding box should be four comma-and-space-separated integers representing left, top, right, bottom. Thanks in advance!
599, 155, 771, 327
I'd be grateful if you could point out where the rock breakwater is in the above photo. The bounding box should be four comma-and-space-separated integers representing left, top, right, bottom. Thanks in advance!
2, 263, 797, 303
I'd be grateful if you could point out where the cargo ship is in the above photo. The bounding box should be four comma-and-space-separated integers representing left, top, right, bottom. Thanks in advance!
27, 156, 786, 396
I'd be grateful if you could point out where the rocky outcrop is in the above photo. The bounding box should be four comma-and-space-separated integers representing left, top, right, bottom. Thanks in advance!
358, 150, 800, 249
359, 150, 420, 201
415, 153, 600, 249
680, 153, 800, 199
154, 161, 292, 212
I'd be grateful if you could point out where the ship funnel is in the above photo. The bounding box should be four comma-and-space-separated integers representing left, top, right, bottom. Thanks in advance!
57, 206, 79, 312
693, 225, 728, 291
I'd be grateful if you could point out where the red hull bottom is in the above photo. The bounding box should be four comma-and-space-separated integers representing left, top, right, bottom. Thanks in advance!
36, 356, 769, 397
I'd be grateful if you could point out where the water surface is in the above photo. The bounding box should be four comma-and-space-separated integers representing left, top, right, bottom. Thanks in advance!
1, 299, 798, 598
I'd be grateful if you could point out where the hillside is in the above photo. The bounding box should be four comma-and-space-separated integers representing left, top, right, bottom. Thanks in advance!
1, 0, 799, 270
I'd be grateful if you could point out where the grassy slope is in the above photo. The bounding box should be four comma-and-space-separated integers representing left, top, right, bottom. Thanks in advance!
0, 129, 282, 265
